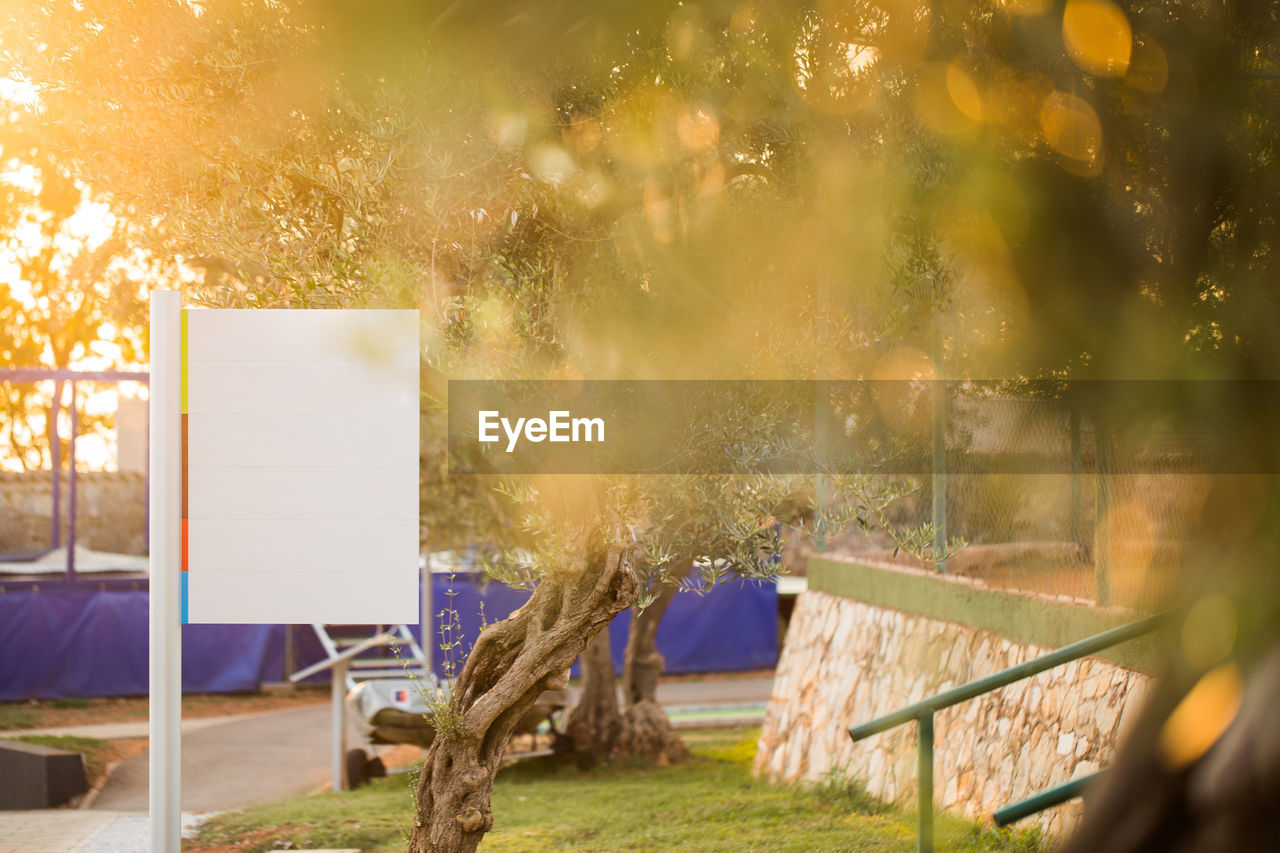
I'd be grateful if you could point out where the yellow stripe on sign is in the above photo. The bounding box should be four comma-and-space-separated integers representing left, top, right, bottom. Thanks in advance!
180, 308, 189, 413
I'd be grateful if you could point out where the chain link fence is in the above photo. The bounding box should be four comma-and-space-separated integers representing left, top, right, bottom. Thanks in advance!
829, 391, 1206, 612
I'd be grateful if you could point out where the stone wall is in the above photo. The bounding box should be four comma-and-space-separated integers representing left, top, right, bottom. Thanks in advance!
754, 588, 1152, 839
0, 471, 146, 556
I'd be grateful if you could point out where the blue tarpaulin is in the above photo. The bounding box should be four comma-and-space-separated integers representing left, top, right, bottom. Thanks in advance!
0, 587, 286, 700
416, 574, 778, 679
0, 573, 776, 701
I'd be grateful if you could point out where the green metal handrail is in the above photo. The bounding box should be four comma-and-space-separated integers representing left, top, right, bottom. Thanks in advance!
993, 769, 1105, 827
848, 611, 1167, 853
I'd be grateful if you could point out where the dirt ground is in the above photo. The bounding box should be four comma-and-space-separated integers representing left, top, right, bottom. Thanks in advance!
833, 543, 1166, 610
0, 689, 328, 732
959, 563, 1163, 609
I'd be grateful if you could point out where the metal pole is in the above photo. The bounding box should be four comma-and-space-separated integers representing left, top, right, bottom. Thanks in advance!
67, 384, 78, 583
332, 660, 348, 792
283, 625, 296, 681
421, 559, 434, 677
50, 380, 62, 550
813, 382, 829, 555
917, 711, 934, 853
149, 291, 182, 852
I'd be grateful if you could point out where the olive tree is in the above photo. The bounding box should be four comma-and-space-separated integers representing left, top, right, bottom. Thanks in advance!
8, 3, 993, 851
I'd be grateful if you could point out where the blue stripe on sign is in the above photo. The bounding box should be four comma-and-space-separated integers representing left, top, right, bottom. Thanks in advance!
181, 573, 189, 624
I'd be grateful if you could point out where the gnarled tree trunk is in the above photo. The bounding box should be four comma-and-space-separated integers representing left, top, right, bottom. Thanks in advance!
618, 560, 691, 764
409, 543, 637, 853
564, 630, 621, 766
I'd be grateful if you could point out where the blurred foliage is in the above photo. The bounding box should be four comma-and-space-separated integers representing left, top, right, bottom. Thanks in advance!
3, 0, 1279, 590
0, 106, 157, 468
7, 4, 1280, 845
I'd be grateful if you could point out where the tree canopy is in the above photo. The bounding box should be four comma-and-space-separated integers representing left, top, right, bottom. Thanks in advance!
6, 1, 1280, 850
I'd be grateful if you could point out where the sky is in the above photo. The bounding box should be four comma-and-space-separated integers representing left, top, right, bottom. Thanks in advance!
2, 76, 145, 471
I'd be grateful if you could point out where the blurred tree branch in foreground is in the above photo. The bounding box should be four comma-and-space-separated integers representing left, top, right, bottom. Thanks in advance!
5, 1, 1280, 850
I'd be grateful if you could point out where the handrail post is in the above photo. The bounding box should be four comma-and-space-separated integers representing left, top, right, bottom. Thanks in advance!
918, 710, 934, 853
850, 612, 1166, 850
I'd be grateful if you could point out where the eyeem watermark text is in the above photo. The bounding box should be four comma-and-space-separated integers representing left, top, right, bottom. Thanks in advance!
478, 410, 606, 452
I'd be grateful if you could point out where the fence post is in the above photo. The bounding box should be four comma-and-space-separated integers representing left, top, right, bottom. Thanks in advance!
67, 383, 78, 583
1093, 421, 1112, 606
50, 379, 62, 550
1070, 405, 1083, 546
917, 710, 934, 853
931, 379, 947, 573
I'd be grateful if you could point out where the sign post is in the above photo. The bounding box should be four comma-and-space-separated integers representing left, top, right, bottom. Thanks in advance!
148, 294, 419, 847
149, 290, 182, 852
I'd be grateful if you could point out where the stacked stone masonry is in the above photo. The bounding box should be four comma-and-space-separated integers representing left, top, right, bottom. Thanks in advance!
0, 471, 146, 556
754, 589, 1152, 839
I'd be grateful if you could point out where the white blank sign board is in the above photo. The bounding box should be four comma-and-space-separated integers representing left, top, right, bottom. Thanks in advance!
182, 309, 419, 624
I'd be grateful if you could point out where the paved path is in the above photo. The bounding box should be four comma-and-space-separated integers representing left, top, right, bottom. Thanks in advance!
656, 675, 774, 707
91, 705, 332, 813
0, 810, 116, 853
0, 810, 205, 853
0, 713, 267, 741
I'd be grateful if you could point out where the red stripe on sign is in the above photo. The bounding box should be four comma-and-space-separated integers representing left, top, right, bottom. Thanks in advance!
182, 517, 188, 572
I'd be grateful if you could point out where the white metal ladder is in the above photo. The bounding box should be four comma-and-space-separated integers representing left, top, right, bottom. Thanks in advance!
305, 623, 428, 691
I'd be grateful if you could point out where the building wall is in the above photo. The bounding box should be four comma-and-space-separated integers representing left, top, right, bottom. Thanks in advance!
754, 560, 1157, 839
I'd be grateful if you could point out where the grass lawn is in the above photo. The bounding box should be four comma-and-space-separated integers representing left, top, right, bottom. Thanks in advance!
189, 728, 1042, 853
